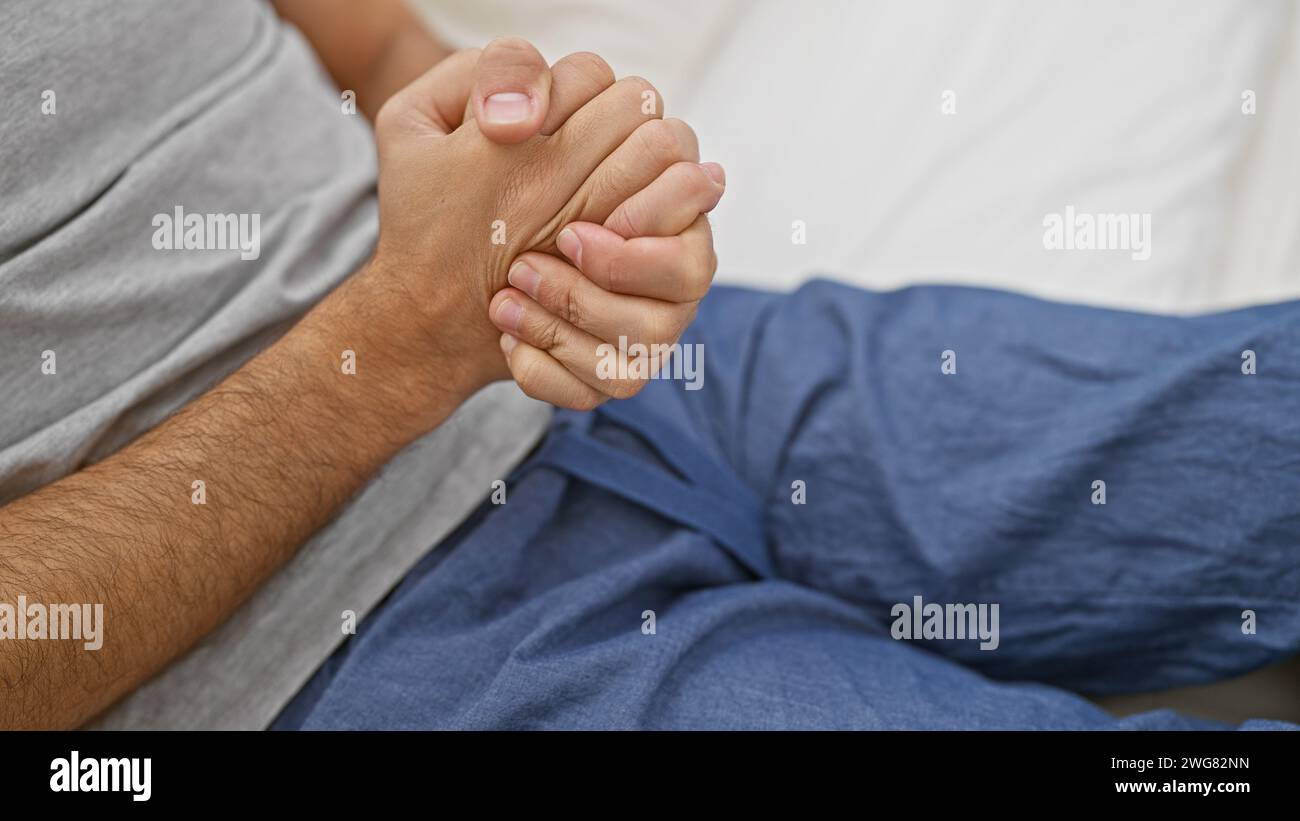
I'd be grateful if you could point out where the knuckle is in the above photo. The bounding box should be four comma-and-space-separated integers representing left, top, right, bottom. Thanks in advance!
619, 74, 657, 96
562, 51, 615, 88
681, 301, 700, 330
702, 235, 718, 274
588, 164, 635, 220
609, 376, 644, 400
686, 250, 717, 300
642, 306, 680, 346
662, 119, 700, 161
619, 75, 661, 111
635, 119, 683, 165
570, 391, 604, 412
684, 161, 717, 200
534, 314, 565, 351
561, 285, 585, 328
612, 198, 649, 238
673, 238, 713, 301
515, 358, 547, 400
606, 245, 635, 293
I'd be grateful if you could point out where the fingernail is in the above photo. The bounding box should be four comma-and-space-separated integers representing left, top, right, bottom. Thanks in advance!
500, 333, 517, 355
495, 297, 523, 331
508, 262, 541, 299
483, 91, 532, 124
700, 162, 726, 186
556, 228, 582, 267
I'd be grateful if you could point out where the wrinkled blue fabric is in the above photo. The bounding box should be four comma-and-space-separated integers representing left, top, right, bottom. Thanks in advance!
275, 281, 1300, 730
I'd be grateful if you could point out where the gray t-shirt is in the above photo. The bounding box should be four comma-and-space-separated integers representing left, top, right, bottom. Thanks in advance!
0, 0, 550, 728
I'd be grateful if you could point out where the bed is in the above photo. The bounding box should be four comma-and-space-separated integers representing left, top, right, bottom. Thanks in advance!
412, 0, 1300, 723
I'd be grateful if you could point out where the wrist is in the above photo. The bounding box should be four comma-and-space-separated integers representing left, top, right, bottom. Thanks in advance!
292, 258, 490, 444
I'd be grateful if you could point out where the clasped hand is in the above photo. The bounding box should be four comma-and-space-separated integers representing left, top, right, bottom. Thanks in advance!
369, 38, 724, 411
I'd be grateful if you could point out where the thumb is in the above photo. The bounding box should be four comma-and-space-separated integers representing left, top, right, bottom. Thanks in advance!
378, 47, 481, 137
469, 37, 552, 144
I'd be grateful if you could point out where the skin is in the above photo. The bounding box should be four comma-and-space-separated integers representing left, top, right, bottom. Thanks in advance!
0, 17, 723, 726
271, 0, 455, 122
272, 0, 725, 405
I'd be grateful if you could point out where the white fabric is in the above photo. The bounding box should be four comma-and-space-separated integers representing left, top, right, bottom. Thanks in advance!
412, 0, 1299, 314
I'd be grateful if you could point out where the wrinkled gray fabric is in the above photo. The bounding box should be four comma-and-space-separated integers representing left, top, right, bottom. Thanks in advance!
0, 0, 549, 728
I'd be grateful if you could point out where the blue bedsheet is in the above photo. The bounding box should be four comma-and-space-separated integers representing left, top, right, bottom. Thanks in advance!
275, 281, 1300, 729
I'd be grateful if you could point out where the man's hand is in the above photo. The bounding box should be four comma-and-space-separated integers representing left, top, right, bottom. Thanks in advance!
270, 10, 728, 409
492, 165, 725, 409
370, 39, 711, 397
0, 35, 715, 727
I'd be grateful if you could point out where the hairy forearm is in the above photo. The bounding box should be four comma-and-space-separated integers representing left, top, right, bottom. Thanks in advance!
0, 262, 474, 729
